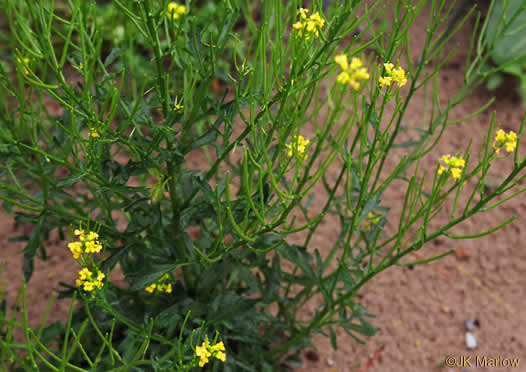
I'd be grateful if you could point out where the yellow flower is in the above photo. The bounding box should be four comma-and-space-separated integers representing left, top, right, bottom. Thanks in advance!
493, 129, 517, 154
438, 154, 465, 181
196, 343, 211, 367
309, 12, 324, 28
86, 231, 99, 241
95, 272, 105, 289
167, 2, 186, 20
293, 8, 324, 40
293, 22, 304, 31
286, 135, 310, 160
379, 76, 392, 87
495, 129, 506, 143
89, 129, 100, 138
506, 140, 516, 153
195, 337, 226, 367
334, 54, 369, 90
391, 66, 406, 81
78, 268, 92, 281
379, 62, 408, 88
450, 167, 462, 180
69, 228, 103, 258
85, 240, 102, 254
76, 268, 105, 292
350, 57, 363, 70
145, 273, 173, 293
297, 7, 309, 18
353, 67, 370, 80
68, 242, 83, 259
82, 281, 95, 291
145, 284, 157, 293
211, 341, 225, 352
336, 71, 350, 85
215, 351, 226, 362
448, 156, 465, 168
334, 54, 348, 71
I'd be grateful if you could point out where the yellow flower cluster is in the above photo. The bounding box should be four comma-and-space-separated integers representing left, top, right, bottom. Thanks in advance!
167, 2, 186, 20
292, 8, 325, 40
145, 273, 173, 293
76, 267, 105, 292
69, 227, 106, 293
195, 337, 226, 367
334, 54, 370, 90
68, 229, 103, 260
286, 135, 310, 160
379, 63, 407, 88
493, 129, 517, 154
438, 154, 465, 180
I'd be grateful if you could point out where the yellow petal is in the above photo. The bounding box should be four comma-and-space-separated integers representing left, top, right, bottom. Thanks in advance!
350, 57, 363, 70
334, 54, 349, 71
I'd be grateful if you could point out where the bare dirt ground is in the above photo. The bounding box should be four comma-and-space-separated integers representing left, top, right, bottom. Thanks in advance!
2, 2, 526, 371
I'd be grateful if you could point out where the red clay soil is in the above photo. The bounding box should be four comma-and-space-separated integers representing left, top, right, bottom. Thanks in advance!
2, 3, 526, 372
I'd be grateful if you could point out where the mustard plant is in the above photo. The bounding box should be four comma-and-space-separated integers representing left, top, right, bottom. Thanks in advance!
1, 0, 525, 370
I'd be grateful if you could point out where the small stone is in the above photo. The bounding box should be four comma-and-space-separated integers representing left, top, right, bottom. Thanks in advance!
465, 332, 477, 349
327, 358, 335, 367
464, 320, 475, 331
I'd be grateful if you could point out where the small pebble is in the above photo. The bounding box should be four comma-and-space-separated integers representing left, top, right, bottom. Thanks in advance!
465, 332, 477, 349
464, 320, 475, 331
327, 358, 335, 367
